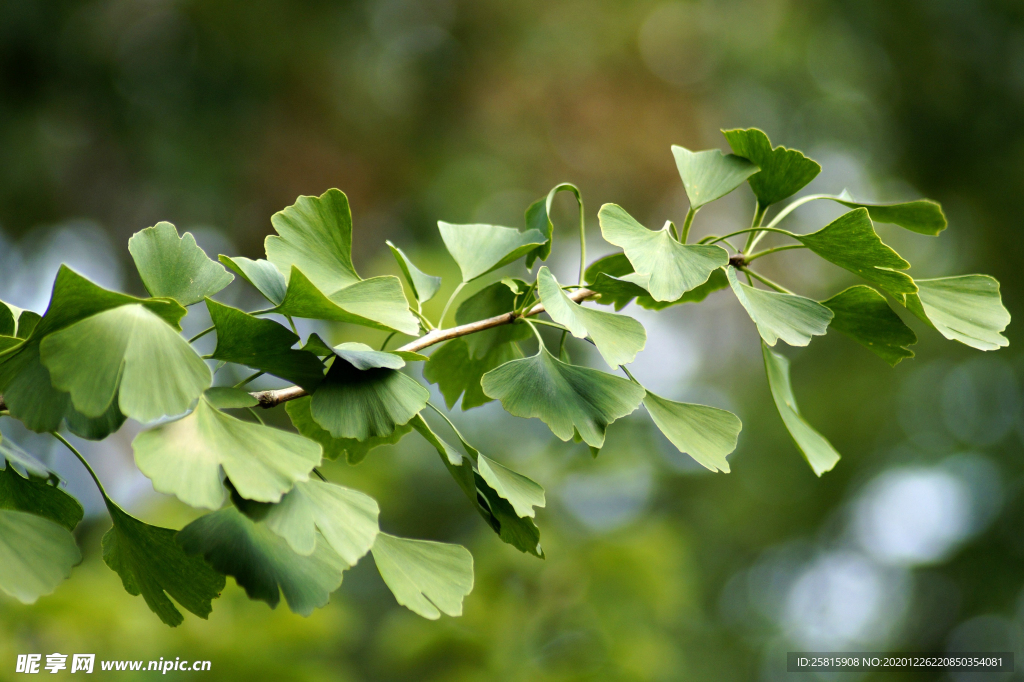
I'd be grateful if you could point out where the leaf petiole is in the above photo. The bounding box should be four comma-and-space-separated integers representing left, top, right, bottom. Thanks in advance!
52, 432, 108, 499
741, 267, 793, 294
438, 282, 466, 329
680, 206, 697, 242
744, 244, 808, 262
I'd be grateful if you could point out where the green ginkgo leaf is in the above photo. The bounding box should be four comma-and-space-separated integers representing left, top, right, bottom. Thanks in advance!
203, 386, 259, 409
822, 285, 917, 365
265, 189, 419, 335
905, 275, 1010, 351
0, 510, 81, 604
102, 500, 225, 627
387, 241, 442, 303
722, 128, 821, 206
206, 299, 324, 390
523, 183, 583, 268
0, 302, 13, 337
831, 191, 947, 235
598, 204, 729, 302
40, 304, 211, 422
424, 338, 524, 411
133, 397, 322, 510
274, 267, 420, 336
671, 145, 760, 209
762, 343, 840, 476
0, 267, 185, 432
437, 221, 547, 282
537, 266, 646, 368
411, 415, 543, 556
371, 532, 474, 620
727, 267, 833, 347
643, 391, 741, 473
285, 396, 412, 464
0, 464, 83, 531
481, 346, 645, 448
218, 256, 288, 306
310, 350, 429, 440
0, 301, 36, 338
584, 254, 729, 311
128, 222, 234, 306
795, 208, 917, 301
263, 480, 379, 561
177, 507, 346, 617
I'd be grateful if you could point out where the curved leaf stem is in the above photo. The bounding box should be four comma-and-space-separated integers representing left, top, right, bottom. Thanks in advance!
619, 365, 640, 385
285, 315, 299, 336
233, 370, 264, 388
741, 267, 793, 294
52, 432, 108, 499
514, 280, 539, 315
438, 282, 466, 329
379, 332, 397, 351
577, 203, 587, 286
529, 318, 571, 333
745, 244, 808, 262
680, 207, 697, 243
246, 407, 266, 425
743, 201, 768, 252
411, 309, 435, 332
313, 468, 328, 482
188, 326, 215, 343
524, 319, 547, 350
708, 226, 794, 246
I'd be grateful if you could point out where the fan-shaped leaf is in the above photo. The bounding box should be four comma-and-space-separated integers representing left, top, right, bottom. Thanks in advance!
262, 480, 379, 560
762, 343, 840, 476
177, 507, 346, 617
310, 351, 428, 440
537, 267, 646, 368
643, 392, 741, 473
285, 396, 411, 464
481, 346, 644, 448
523, 183, 583, 268
831, 191, 946, 235
795, 208, 916, 301
0, 510, 81, 604
424, 338, 524, 411
203, 386, 258, 409
598, 204, 728, 302
40, 304, 211, 422
584, 254, 728, 311
371, 532, 474, 620
0, 464, 83, 530
822, 285, 917, 365
671, 146, 759, 209
102, 500, 225, 627
727, 267, 832, 347
207, 299, 324, 390
133, 397, 321, 510
437, 222, 546, 282
387, 241, 442, 303
722, 128, 820, 206
219, 256, 288, 306
129, 222, 233, 306
905, 275, 1010, 350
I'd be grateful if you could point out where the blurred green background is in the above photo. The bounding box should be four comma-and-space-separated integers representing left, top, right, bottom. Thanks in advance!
2, 0, 1023, 680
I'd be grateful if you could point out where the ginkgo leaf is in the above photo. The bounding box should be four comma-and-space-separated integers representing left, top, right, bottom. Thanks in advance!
0, 464, 83, 530
40, 304, 211, 422
203, 386, 259, 409
456, 281, 532, 359
274, 267, 420, 336
285, 396, 411, 464
794, 208, 917, 301
0, 303, 13, 336
412, 415, 543, 556
671, 146, 759, 209
831, 191, 946, 235
537, 266, 646, 368
206, 299, 324, 390
371, 532, 474, 620
133, 397, 322, 510
219, 256, 288, 306
726, 267, 832, 347
424, 338, 524, 411
437, 221, 547, 282
0, 267, 185, 432
263, 479, 379, 560
481, 346, 645, 448
905, 275, 1010, 351
177, 507, 346, 617
128, 222, 233, 306
265, 190, 419, 335
584, 254, 729, 311
822, 285, 917, 365
0, 300, 34, 338
387, 241, 442, 303
598, 204, 728, 302
0, 434, 50, 478
643, 391, 741, 473
330, 342, 405, 370
102, 499, 225, 626
0, 510, 81, 604
523, 183, 583, 268
762, 343, 840, 476
722, 128, 821, 206
310, 348, 428, 441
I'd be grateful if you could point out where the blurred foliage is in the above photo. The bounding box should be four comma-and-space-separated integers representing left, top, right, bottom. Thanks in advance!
2, 0, 1024, 680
